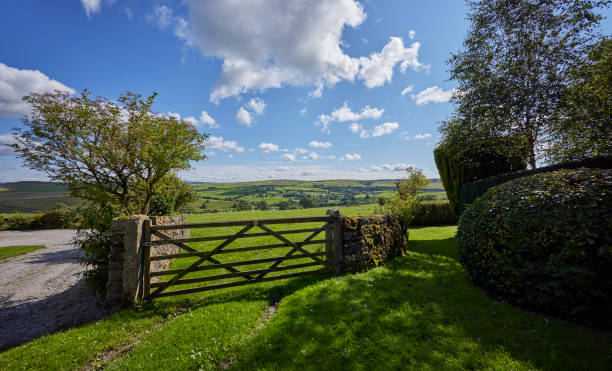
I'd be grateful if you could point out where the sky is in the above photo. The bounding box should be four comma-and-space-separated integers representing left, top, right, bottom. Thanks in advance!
0, 0, 610, 183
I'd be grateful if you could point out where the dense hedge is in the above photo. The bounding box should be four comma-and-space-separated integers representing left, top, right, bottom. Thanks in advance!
457, 168, 612, 320
434, 137, 527, 215
0, 208, 78, 230
411, 202, 457, 226
458, 154, 612, 212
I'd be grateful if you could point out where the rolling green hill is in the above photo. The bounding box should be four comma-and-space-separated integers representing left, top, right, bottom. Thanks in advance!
0, 179, 447, 214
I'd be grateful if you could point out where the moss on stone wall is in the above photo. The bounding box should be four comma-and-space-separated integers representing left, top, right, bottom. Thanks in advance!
341, 214, 408, 273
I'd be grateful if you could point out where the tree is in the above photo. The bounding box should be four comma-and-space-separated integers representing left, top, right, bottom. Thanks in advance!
299, 196, 318, 209
13, 90, 207, 214
234, 200, 252, 211
548, 38, 612, 161
447, 0, 610, 169
386, 168, 430, 226
255, 200, 269, 210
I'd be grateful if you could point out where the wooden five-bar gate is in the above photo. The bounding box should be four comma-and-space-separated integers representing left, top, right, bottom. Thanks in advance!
141, 212, 341, 300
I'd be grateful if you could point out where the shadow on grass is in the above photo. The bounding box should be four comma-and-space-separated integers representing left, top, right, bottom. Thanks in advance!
228, 238, 612, 370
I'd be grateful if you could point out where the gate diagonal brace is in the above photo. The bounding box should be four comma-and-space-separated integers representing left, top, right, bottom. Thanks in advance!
254, 222, 328, 280
149, 223, 255, 298
151, 230, 256, 281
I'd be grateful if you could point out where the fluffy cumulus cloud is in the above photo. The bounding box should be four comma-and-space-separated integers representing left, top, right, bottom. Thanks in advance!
206, 135, 245, 153
276, 166, 290, 172
315, 103, 384, 133
199, 110, 219, 128
0, 63, 75, 117
236, 106, 252, 126
258, 142, 280, 153
81, 0, 101, 17
184, 0, 426, 102
348, 123, 361, 133
414, 133, 432, 140
0, 134, 17, 156
282, 153, 296, 162
148, 5, 190, 44
309, 141, 331, 149
372, 122, 399, 137
344, 153, 361, 161
247, 98, 266, 115
383, 163, 413, 171
411, 86, 456, 106
293, 147, 308, 154
303, 152, 319, 160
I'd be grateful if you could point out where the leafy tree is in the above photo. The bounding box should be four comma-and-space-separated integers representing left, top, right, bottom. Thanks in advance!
548, 38, 612, 161
386, 168, 430, 226
277, 200, 290, 210
255, 200, 269, 210
394, 168, 430, 200
447, 0, 610, 169
234, 200, 252, 211
299, 196, 318, 209
13, 90, 207, 215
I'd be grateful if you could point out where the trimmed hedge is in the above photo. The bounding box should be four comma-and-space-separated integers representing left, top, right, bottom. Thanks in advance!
434, 137, 527, 215
0, 208, 78, 230
457, 168, 612, 320
412, 202, 457, 226
458, 154, 612, 214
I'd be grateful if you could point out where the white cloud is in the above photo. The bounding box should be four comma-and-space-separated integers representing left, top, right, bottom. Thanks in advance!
236, 106, 253, 126
348, 122, 361, 133
414, 133, 432, 140
303, 152, 319, 160
370, 165, 382, 172
247, 98, 266, 115
358, 168, 367, 173
276, 166, 290, 172
359, 130, 370, 139
327, 155, 337, 160
184, 0, 426, 102
302, 170, 316, 176
183, 116, 198, 125
411, 86, 456, 106
0, 134, 18, 156
293, 147, 308, 154
227, 154, 233, 158
372, 122, 399, 137
344, 153, 361, 161
148, 5, 174, 30
401, 85, 414, 96
383, 163, 413, 171
167, 112, 181, 120
300, 108, 307, 115
315, 103, 384, 132
198, 110, 218, 128
258, 142, 280, 153
206, 135, 245, 153
0, 63, 75, 117
408, 30, 416, 40
358, 37, 427, 88
81, 0, 101, 18
282, 153, 296, 161
309, 141, 331, 149
124, 7, 133, 20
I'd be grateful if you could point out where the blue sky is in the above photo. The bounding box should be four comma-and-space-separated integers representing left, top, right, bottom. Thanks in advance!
1, 1, 610, 182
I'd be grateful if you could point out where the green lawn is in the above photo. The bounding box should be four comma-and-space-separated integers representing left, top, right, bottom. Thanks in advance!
0, 245, 45, 260
1, 222, 610, 370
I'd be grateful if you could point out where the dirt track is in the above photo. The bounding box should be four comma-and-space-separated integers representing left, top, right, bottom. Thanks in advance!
0, 230, 113, 350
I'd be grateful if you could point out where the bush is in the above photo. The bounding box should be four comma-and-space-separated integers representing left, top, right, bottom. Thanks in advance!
457, 168, 612, 320
412, 202, 457, 226
149, 193, 176, 216
434, 135, 528, 215
2, 215, 36, 230
384, 194, 421, 227
31, 208, 78, 229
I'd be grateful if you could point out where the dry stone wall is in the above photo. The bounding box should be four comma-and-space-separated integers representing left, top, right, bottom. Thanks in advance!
340, 214, 408, 273
106, 215, 189, 306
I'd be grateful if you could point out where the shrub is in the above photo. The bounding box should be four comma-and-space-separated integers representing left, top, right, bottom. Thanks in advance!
412, 202, 457, 226
457, 168, 612, 320
3, 215, 37, 230
31, 208, 78, 229
434, 135, 528, 215
149, 193, 176, 216
384, 194, 421, 227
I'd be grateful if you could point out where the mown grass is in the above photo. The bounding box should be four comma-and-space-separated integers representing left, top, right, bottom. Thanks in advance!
0, 245, 45, 260
2, 221, 611, 370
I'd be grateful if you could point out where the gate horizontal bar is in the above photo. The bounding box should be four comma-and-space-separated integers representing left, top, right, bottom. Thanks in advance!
150, 239, 325, 261
148, 227, 324, 246
150, 215, 331, 231
150, 252, 326, 277
153, 269, 327, 298
150, 262, 320, 288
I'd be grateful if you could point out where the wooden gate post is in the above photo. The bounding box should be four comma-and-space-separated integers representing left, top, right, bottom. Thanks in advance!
325, 208, 342, 274
142, 219, 152, 300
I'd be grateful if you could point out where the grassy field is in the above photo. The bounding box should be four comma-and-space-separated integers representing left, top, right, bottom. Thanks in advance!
3, 213, 609, 370
0, 245, 45, 260
0, 182, 83, 213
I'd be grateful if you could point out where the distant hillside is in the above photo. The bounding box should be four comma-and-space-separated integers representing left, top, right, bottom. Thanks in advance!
0, 182, 83, 213
0, 179, 447, 214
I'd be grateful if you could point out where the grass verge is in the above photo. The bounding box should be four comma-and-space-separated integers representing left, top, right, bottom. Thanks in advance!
0, 245, 45, 260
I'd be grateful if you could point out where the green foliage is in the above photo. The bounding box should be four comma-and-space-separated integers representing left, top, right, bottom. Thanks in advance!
412, 202, 457, 226
13, 89, 207, 215
548, 38, 612, 161
277, 200, 290, 210
457, 168, 612, 320
148, 193, 175, 216
395, 169, 429, 199
434, 133, 528, 215
299, 196, 318, 208
74, 202, 121, 295
458, 153, 612, 211
30, 207, 77, 229
447, 0, 609, 168
254, 200, 269, 210
385, 168, 431, 226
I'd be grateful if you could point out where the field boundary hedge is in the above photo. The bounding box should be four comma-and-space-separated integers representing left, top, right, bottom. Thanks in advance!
458, 154, 612, 214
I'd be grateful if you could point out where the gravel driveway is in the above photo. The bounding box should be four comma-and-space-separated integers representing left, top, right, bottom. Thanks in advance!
0, 230, 113, 350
